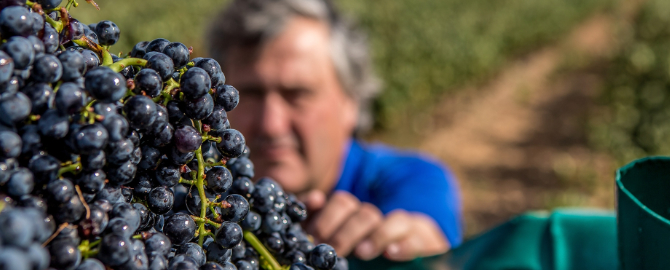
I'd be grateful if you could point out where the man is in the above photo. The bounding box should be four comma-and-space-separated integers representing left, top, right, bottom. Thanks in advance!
207, 0, 462, 261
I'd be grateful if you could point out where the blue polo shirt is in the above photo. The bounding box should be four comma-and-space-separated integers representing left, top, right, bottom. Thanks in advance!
334, 140, 463, 247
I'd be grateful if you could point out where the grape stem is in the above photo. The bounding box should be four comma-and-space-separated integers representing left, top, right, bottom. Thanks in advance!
42, 222, 69, 247
244, 231, 283, 270
201, 135, 222, 143
194, 125, 208, 246
58, 162, 82, 177
108, 57, 147, 73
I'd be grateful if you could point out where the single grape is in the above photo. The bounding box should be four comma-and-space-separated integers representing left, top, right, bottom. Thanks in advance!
21, 83, 53, 115
36, 0, 63, 10
98, 234, 131, 267
75, 169, 106, 194
102, 113, 130, 142
58, 50, 87, 81
180, 93, 214, 120
204, 166, 233, 193
215, 221, 243, 249
163, 213, 196, 246
94, 20, 120, 45
5, 167, 33, 197
263, 232, 285, 254
74, 123, 109, 154
0, 6, 33, 37
146, 53, 174, 81
0, 130, 21, 159
106, 138, 134, 165
147, 186, 174, 214
205, 242, 232, 266
85, 66, 127, 102
177, 242, 206, 266
203, 105, 228, 130
123, 95, 158, 130
162, 42, 190, 68
309, 244, 337, 270
147, 38, 170, 53
155, 163, 180, 187
215, 84, 239, 112
106, 160, 137, 187
180, 67, 211, 100
52, 195, 85, 224
131, 41, 149, 58
80, 49, 100, 71
229, 157, 255, 179
0, 209, 35, 248
145, 232, 171, 256
195, 58, 225, 87
0, 92, 31, 126
81, 150, 106, 171
138, 145, 161, 170
42, 23, 59, 53
133, 68, 163, 97
0, 51, 13, 85
54, 82, 85, 115
215, 129, 246, 158
174, 125, 202, 153
31, 54, 62, 83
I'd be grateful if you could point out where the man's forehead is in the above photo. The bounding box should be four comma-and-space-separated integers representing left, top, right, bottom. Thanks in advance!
224, 17, 333, 89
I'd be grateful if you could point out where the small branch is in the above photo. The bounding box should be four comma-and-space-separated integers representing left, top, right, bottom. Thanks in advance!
108, 58, 147, 73
58, 162, 82, 177
191, 215, 221, 228
244, 231, 282, 270
42, 223, 70, 247
74, 185, 90, 219
179, 178, 195, 185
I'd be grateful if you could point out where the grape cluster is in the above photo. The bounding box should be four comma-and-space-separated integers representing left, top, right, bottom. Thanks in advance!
0, 1, 345, 270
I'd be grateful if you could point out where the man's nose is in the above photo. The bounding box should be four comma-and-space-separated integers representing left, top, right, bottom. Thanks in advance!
259, 91, 291, 137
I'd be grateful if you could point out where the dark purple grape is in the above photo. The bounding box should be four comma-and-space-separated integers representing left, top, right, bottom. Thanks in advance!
76, 258, 105, 270
80, 49, 100, 71
205, 166, 232, 193
133, 68, 162, 97
155, 163, 180, 187
147, 186, 174, 214
0, 6, 33, 37
83, 25, 99, 44
26, 243, 49, 270
78, 205, 108, 239
110, 202, 141, 232
181, 93, 214, 120
230, 177, 255, 199
130, 41, 149, 58
105, 217, 134, 238
285, 250, 307, 265
76, 169, 105, 194
309, 244, 337, 270
48, 240, 81, 269
0, 51, 13, 85
123, 95, 157, 130
163, 213, 196, 246
5, 167, 33, 197
180, 67, 210, 100
96, 185, 124, 204
145, 232, 171, 256
74, 123, 109, 154
81, 150, 106, 170
286, 196, 308, 222
21, 83, 53, 115
167, 100, 185, 123
27, 35, 44, 56
220, 194, 249, 223
215, 221, 243, 249
106, 160, 137, 187
203, 105, 228, 130
52, 195, 85, 224
18, 125, 40, 159
168, 145, 194, 165
61, 18, 85, 43
127, 130, 140, 146
98, 234, 131, 267
162, 42, 190, 68
205, 243, 232, 266
106, 138, 134, 165
102, 113, 129, 142
263, 232, 284, 255
261, 210, 284, 234
94, 20, 120, 45
131, 172, 152, 199
36, 109, 68, 140
0, 208, 34, 248
147, 38, 170, 53
138, 145, 161, 170
93, 102, 119, 117
31, 54, 62, 83
229, 157, 255, 179
289, 263, 314, 270
42, 23, 59, 53
145, 121, 174, 147
216, 129, 246, 158
146, 53, 174, 81
174, 125, 201, 153
215, 85, 239, 111
0, 130, 21, 159
36, 0, 63, 10
0, 92, 31, 126
0, 76, 19, 99
54, 82, 85, 115
85, 66, 127, 102
177, 242, 206, 266
195, 58, 225, 87
236, 260, 254, 270
58, 50, 87, 81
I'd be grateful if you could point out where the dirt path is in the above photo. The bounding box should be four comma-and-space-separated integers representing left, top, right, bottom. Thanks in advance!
415, 14, 623, 236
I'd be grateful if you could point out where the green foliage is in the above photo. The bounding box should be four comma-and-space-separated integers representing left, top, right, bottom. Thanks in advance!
73, 0, 612, 131
590, 0, 670, 164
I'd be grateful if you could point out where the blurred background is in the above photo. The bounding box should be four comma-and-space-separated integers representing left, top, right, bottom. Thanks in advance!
72, 0, 670, 237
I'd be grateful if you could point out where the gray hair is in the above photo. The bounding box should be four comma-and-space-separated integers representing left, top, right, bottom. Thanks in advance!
206, 0, 381, 133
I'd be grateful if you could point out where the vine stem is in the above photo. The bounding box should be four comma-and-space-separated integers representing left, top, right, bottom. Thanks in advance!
244, 231, 282, 270
58, 162, 82, 177
195, 120, 208, 246
108, 58, 147, 73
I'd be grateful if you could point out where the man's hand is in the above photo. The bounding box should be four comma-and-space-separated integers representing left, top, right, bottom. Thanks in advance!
299, 190, 450, 261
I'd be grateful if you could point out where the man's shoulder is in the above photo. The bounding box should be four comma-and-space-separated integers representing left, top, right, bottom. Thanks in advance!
354, 140, 453, 182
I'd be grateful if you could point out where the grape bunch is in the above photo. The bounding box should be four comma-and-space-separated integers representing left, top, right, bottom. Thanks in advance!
0, 1, 346, 270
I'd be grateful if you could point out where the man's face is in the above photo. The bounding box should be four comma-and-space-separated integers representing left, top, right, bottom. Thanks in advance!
223, 17, 358, 194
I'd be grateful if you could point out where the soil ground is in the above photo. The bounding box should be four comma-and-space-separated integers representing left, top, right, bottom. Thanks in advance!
373, 7, 641, 236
